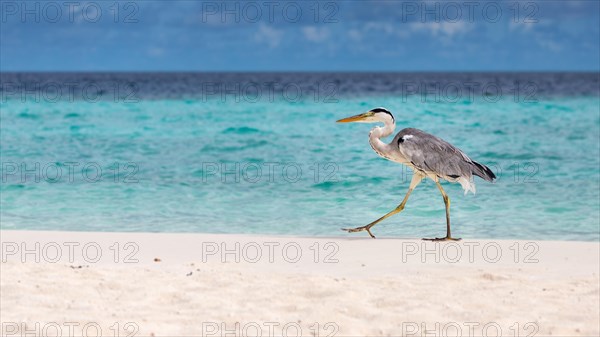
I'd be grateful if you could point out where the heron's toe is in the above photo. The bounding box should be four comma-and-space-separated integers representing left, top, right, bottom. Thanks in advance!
341, 227, 364, 233
422, 237, 462, 242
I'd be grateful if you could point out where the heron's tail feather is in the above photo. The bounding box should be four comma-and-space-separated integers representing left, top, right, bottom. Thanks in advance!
471, 161, 496, 182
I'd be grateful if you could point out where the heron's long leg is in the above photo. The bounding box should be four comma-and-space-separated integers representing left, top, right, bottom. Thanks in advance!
423, 181, 461, 241
342, 174, 424, 239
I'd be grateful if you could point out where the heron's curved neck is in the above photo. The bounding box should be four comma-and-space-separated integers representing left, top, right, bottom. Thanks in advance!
369, 118, 395, 156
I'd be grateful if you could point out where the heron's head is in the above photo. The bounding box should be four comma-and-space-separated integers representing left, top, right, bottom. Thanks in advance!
336, 107, 394, 124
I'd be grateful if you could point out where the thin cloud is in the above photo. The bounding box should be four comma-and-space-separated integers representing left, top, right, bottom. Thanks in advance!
409, 21, 471, 37
302, 26, 331, 43
148, 47, 166, 57
254, 24, 284, 48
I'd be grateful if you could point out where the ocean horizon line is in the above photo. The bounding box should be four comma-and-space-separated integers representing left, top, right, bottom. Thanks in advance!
2, 70, 600, 74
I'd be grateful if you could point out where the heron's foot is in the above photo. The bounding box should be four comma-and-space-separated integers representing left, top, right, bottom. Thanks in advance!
341, 225, 376, 239
422, 236, 462, 241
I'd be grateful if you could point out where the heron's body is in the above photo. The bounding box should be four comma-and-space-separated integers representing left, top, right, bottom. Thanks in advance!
337, 107, 496, 240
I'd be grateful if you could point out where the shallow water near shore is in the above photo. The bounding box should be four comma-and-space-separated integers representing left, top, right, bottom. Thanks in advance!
1, 72, 599, 241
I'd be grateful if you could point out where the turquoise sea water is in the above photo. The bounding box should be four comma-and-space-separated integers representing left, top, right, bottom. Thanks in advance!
1, 73, 599, 241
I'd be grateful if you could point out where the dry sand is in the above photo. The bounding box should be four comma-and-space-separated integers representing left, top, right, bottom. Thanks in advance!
1, 230, 598, 336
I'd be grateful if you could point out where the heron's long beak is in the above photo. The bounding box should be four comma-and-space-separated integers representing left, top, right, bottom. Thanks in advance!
336, 113, 369, 123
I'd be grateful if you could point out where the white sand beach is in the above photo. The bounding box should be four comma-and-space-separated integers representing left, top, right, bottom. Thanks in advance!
1, 230, 599, 336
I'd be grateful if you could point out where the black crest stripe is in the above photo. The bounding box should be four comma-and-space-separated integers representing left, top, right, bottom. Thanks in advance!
371, 108, 394, 122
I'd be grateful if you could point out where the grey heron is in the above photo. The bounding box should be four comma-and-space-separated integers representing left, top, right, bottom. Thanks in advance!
337, 107, 496, 241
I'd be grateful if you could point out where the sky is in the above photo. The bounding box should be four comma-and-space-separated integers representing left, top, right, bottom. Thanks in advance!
1, 0, 599, 71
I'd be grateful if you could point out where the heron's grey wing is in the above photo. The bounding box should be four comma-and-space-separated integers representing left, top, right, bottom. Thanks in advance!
396, 128, 474, 179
